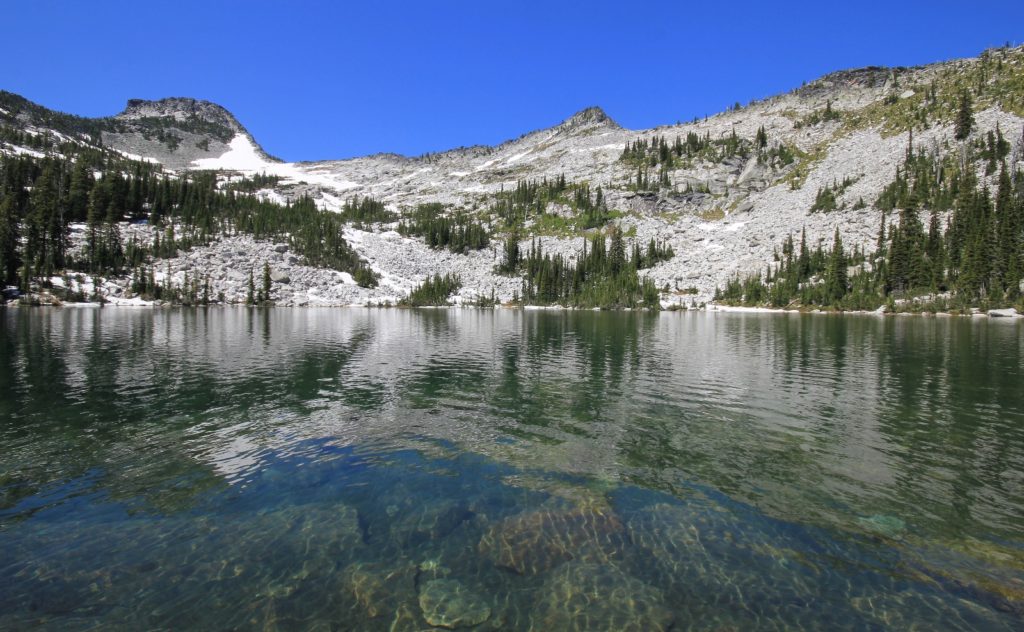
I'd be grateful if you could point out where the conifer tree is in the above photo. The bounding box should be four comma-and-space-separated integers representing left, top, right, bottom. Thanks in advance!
926, 208, 944, 289
608, 226, 625, 275
67, 159, 93, 223
954, 90, 974, 140
755, 126, 767, 149
825, 228, 847, 304
993, 166, 1014, 293
797, 228, 811, 281
0, 196, 19, 286
86, 178, 108, 271
26, 163, 64, 281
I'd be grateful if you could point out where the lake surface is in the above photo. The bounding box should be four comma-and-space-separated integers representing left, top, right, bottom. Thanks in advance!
1, 307, 1022, 630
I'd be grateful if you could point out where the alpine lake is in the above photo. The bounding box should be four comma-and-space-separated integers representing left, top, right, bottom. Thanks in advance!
1, 307, 1022, 631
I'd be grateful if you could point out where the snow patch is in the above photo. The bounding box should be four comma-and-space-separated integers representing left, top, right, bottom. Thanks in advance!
2, 145, 46, 159
506, 151, 532, 164
192, 135, 363, 193
112, 147, 162, 164
192, 134, 270, 171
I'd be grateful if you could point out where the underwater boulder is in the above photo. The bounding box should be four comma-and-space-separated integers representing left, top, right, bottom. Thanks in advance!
534, 562, 674, 631
418, 578, 491, 629
478, 505, 626, 575
342, 561, 418, 619
391, 499, 473, 547
855, 514, 907, 540
624, 502, 802, 611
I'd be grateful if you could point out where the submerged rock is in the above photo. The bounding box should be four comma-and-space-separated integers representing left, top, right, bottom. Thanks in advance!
535, 563, 674, 632
478, 505, 626, 574
386, 602, 423, 632
342, 561, 417, 618
624, 502, 791, 608
856, 514, 907, 540
849, 588, 1016, 631
391, 499, 473, 547
418, 578, 491, 629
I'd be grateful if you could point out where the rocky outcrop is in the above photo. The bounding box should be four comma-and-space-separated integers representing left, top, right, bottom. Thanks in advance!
988, 307, 1020, 318
116, 97, 245, 133
102, 96, 278, 169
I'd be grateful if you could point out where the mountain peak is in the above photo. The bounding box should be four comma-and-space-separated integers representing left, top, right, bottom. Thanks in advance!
117, 97, 245, 133
559, 106, 618, 130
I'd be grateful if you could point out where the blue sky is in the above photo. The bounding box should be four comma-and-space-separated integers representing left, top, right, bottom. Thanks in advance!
3, 1, 1022, 161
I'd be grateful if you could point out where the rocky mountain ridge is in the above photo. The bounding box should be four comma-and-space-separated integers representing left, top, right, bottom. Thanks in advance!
3, 46, 1024, 307
0, 93, 275, 169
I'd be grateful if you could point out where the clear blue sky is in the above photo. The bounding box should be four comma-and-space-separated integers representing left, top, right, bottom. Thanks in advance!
2, 1, 1021, 161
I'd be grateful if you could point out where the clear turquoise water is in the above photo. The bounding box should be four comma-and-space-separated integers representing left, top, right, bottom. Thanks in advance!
1, 308, 1022, 630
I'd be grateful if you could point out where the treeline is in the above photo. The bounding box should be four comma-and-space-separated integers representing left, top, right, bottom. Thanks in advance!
223, 172, 282, 192
338, 195, 397, 227
633, 238, 675, 269
810, 176, 859, 213
129, 264, 217, 306
0, 91, 107, 144
500, 176, 569, 222
505, 227, 661, 309
397, 203, 490, 253
400, 273, 461, 306
0, 149, 379, 293
876, 130, 1011, 213
0, 125, 70, 153
620, 131, 753, 171
490, 176, 610, 230
629, 164, 672, 192
620, 129, 796, 192
717, 152, 1024, 311
715, 228, 869, 309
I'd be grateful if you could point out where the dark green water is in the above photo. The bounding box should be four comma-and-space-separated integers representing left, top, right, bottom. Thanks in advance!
1, 308, 1023, 630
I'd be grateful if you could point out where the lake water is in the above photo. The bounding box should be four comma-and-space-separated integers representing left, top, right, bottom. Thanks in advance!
1, 307, 1022, 630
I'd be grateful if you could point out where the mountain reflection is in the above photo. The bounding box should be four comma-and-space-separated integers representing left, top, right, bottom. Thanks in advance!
1, 308, 1022, 547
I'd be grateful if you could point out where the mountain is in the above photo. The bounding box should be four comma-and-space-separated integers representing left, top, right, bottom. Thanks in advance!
0, 92, 275, 169
1, 45, 1023, 310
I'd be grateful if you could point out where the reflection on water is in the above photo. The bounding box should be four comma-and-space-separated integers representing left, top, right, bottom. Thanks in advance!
1, 308, 1022, 629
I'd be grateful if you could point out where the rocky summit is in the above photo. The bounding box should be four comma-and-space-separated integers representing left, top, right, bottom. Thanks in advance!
2, 45, 1024, 309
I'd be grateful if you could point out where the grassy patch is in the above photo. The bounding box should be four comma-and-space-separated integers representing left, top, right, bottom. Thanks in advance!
843, 46, 1024, 136
781, 144, 829, 190
698, 207, 726, 221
